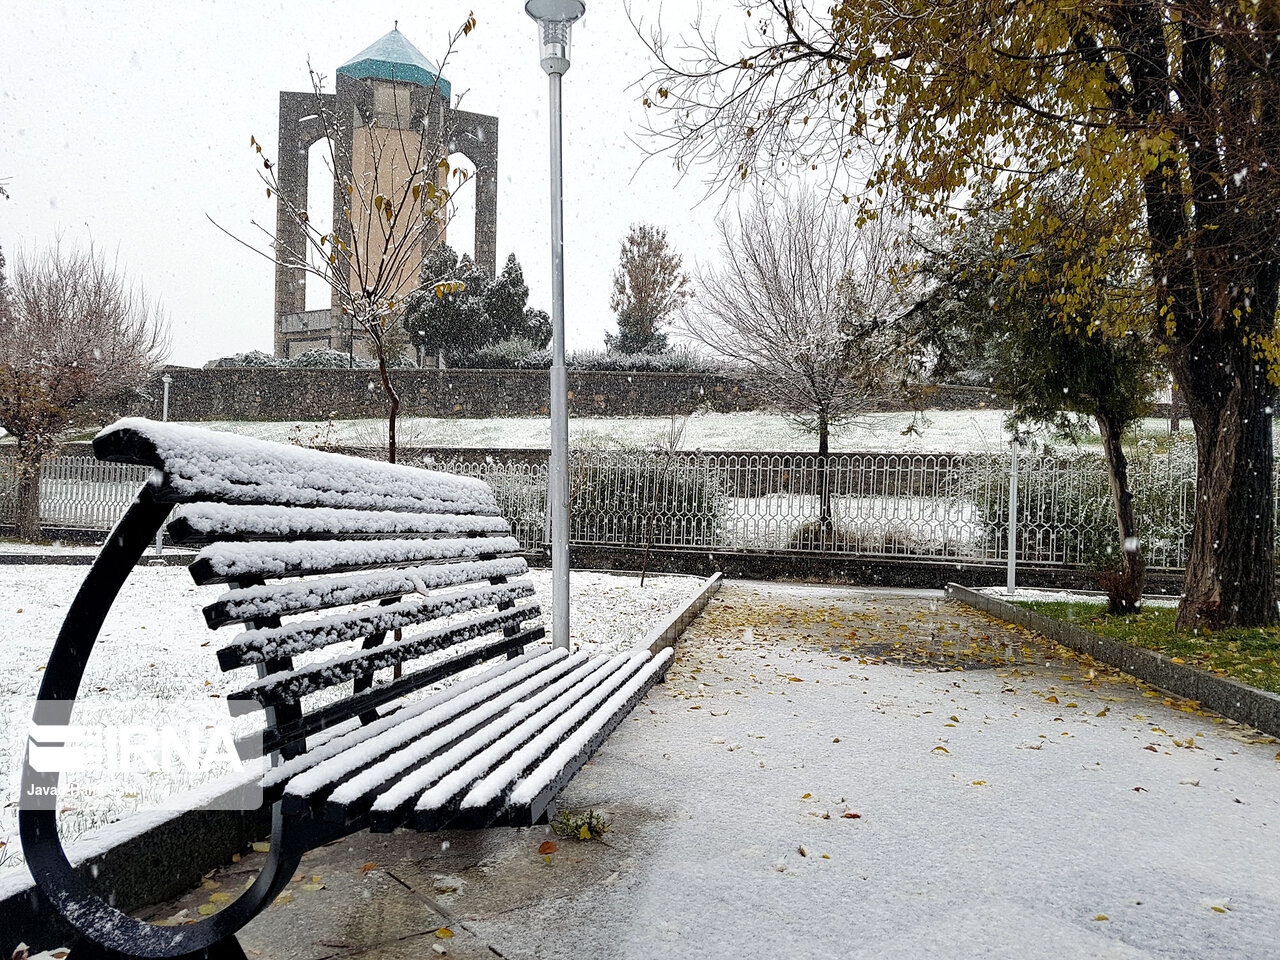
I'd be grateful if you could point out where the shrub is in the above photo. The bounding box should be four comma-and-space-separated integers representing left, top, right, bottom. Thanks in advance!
957, 439, 1198, 570
287, 348, 374, 369
569, 449, 726, 548
209, 350, 282, 368
456, 343, 724, 374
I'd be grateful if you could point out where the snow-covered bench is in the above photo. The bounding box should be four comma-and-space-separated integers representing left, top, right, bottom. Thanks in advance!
19, 418, 672, 960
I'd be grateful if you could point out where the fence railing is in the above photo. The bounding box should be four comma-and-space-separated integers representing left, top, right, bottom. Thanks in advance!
0, 443, 1231, 572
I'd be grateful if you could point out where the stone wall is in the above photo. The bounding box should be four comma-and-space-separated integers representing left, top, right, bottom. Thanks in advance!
114, 367, 1036, 423
121, 368, 764, 421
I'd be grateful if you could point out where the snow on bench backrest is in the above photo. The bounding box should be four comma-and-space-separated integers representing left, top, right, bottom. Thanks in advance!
93, 418, 499, 516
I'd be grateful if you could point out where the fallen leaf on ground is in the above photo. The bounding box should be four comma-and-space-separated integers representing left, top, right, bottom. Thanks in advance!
539, 840, 558, 854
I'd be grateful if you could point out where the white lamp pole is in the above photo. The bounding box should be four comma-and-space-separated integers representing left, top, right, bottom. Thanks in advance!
526, 0, 585, 650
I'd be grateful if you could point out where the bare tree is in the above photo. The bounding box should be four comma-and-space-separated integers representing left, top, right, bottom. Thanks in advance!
683, 191, 915, 529
216, 14, 477, 464
0, 244, 169, 540
685, 191, 913, 452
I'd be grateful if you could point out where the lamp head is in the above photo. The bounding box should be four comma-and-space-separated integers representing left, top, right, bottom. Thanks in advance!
525, 0, 586, 76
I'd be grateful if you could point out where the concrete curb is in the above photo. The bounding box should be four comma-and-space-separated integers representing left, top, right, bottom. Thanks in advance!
946, 583, 1280, 738
645, 572, 724, 657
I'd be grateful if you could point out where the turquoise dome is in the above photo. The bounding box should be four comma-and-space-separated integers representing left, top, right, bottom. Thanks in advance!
337, 29, 451, 100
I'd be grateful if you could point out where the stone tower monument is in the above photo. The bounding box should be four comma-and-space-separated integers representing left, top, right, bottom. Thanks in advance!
272, 28, 499, 358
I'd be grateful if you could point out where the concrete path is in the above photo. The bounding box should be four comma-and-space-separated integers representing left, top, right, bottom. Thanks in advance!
144, 582, 1280, 959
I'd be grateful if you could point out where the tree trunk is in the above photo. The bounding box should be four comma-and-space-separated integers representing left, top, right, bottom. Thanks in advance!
13, 454, 42, 542
1172, 338, 1278, 629
817, 412, 833, 537
1096, 414, 1146, 613
376, 355, 401, 466
1169, 380, 1181, 434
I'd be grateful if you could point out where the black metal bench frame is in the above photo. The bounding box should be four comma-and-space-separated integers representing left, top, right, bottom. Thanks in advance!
19, 420, 671, 960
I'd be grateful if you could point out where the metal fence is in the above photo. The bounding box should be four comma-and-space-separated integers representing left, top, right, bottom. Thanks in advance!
0, 444, 1224, 571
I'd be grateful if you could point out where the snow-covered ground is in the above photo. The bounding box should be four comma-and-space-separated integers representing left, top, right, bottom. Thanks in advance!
979, 585, 1182, 607
157, 411, 1178, 454
0, 563, 697, 874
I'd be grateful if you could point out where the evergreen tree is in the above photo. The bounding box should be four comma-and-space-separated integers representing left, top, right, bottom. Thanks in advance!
605, 223, 688, 354
485, 253, 530, 341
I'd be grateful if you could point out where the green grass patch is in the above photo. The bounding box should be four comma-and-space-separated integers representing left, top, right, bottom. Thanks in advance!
1015, 600, 1280, 695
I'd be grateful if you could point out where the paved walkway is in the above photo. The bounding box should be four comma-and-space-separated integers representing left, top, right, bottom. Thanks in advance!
145, 582, 1280, 959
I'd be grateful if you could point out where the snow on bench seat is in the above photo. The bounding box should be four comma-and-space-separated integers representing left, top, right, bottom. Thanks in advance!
264, 649, 573, 797
94, 418, 499, 515
249, 647, 671, 833
203, 557, 529, 627
301, 655, 598, 822
190, 535, 522, 584
170, 503, 512, 545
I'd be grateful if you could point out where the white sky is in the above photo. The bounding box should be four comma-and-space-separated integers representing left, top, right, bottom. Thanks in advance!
0, 1, 735, 367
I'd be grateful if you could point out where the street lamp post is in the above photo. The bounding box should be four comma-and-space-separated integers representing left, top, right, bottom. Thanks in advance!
526, 0, 584, 651
156, 373, 174, 559
161, 373, 173, 422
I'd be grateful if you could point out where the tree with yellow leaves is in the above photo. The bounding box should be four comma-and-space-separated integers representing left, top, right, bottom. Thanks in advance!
638, 0, 1280, 628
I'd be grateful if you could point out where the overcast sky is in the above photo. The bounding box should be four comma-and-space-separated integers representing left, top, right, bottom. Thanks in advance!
1, 1, 737, 367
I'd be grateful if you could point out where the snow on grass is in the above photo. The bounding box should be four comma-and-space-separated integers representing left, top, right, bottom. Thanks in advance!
0, 563, 697, 874
977, 585, 1182, 607
162, 411, 1180, 454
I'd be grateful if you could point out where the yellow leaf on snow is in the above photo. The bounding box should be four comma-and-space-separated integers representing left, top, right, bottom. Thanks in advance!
435, 928, 455, 939
933, 746, 950, 754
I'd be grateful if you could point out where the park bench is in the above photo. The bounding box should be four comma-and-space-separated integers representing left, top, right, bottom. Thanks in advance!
19, 418, 673, 960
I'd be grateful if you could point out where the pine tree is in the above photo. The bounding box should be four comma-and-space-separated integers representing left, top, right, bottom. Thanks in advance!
605, 223, 688, 354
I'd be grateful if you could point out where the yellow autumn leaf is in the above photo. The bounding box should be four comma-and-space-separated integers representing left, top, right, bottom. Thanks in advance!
1093, 914, 1109, 921
579, 824, 591, 841
209, 892, 232, 904
436, 928, 455, 939
197, 904, 218, 916
251, 842, 270, 853
933, 746, 950, 754
274, 892, 294, 906
1045, 695, 1059, 704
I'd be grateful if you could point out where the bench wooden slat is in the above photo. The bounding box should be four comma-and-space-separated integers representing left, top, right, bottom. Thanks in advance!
217, 581, 536, 669
263, 649, 572, 796
95, 419, 500, 515
169, 504, 512, 546
316, 655, 604, 826
204, 557, 529, 628
190, 535, 522, 585
366, 654, 642, 832
482, 647, 674, 828
425, 652, 659, 830
256, 625, 544, 756
228, 605, 539, 708
283, 654, 592, 822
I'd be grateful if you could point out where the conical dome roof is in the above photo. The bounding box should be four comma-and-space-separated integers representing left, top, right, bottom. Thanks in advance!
337, 28, 451, 99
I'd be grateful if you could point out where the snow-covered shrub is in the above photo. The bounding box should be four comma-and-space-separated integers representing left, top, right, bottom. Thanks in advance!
508, 345, 722, 373
209, 350, 282, 368
956, 438, 1197, 570
452, 336, 545, 369
570, 449, 726, 548
287, 348, 374, 369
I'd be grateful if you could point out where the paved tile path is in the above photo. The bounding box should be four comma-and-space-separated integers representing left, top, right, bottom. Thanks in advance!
148, 582, 1280, 959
